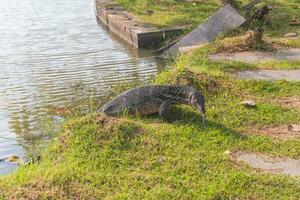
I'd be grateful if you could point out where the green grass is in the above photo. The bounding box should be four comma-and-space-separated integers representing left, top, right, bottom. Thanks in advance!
264, 0, 300, 37
116, 0, 220, 29
116, 0, 300, 47
1, 44, 300, 199
0, 112, 299, 199
1, 1, 300, 199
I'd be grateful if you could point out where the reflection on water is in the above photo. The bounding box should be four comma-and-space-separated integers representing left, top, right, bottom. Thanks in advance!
0, 0, 162, 174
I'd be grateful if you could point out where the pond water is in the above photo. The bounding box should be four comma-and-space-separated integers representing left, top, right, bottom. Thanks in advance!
0, 0, 162, 175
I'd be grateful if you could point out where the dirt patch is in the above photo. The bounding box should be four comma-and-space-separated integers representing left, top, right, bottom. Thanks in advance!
230, 151, 300, 176
248, 125, 300, 140
275, 96, 300, 110
1, 180, 102, 200
175, 68, 220, 93
215, 30, 274, 53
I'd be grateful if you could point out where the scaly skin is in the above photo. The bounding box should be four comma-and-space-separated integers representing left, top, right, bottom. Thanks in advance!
99, 85, 206, 124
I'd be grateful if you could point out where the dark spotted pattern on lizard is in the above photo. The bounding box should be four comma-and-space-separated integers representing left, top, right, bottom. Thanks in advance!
98, 85, 206, 126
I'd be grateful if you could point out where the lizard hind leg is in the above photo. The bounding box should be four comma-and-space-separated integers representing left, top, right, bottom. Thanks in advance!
159, 101, 172, 121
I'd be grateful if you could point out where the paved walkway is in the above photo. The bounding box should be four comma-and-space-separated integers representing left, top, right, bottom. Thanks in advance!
210, 48, 300, 63
234, 151, 300, 176
237, 70, 300, 81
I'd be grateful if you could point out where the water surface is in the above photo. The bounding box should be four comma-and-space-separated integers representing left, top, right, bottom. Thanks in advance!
0, 0, 161, 174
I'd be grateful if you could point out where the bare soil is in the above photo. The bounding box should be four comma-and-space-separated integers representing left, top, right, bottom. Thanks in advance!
247, 124, 300, 140
275, 96, 300, 110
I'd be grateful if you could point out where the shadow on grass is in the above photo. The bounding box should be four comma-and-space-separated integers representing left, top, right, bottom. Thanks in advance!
179, 117, 247, 140
143, 107, 247, 140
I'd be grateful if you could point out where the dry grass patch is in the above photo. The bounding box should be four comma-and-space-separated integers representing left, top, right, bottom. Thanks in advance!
271, 35, 300, 48
275, 96, 300, 110
246, 125, 300, 140
215, 30, 275, 53
1, 181, 104, 200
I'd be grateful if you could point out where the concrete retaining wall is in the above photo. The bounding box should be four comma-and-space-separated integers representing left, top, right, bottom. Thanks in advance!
94, 0, 183, 48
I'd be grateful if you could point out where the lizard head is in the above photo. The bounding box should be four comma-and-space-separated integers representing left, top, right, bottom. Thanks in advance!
190, 91, 206, 127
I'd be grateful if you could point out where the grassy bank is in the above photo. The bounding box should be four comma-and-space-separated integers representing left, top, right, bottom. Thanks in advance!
1, 44, 300, 199
1, 0, 300, 199
116, 0, 300, 47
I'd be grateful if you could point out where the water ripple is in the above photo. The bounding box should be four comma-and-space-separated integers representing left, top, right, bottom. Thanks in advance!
0, 0, 161, 174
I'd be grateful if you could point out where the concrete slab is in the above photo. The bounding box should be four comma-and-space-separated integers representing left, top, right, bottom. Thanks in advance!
178, 44, 206, 52
237, 70, 300, 81
232, 151, 300, 176
95, 0, 184, 48
210, 49, 300, 63
163, 4, 246, 58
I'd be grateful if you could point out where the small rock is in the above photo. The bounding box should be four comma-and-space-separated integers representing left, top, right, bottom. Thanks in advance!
157, 156, 166, 164
288, 124, 300, 132
145, 10, 154, 15
284, 32, 298, 38
240, 100, 256, 108
289, 18, 300, 26
124, 16, 133, 20
224, 150, 232, 155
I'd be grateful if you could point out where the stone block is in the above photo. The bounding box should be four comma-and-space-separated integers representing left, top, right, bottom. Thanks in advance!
163, 4, 246, 58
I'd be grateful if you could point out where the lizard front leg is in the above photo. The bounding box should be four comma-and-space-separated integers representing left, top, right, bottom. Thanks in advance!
159, 101, 172, 121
